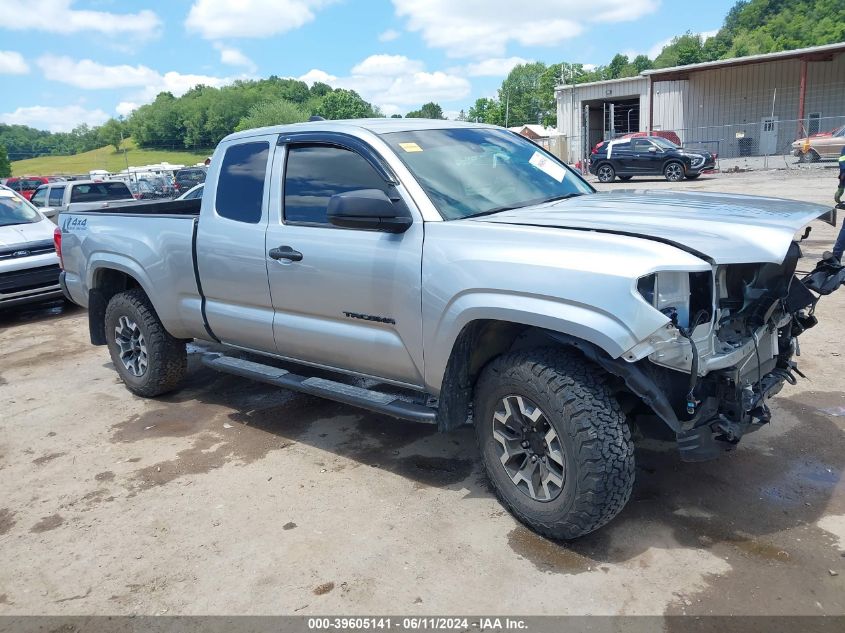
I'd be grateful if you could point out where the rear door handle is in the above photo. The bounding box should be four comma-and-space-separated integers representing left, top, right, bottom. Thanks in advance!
268, 245, 303, 262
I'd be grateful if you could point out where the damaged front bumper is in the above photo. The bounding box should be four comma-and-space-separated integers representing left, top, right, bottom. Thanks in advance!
632, 245, 845, 462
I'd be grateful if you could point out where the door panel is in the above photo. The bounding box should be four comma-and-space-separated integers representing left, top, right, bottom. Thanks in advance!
266, 142, 425, 387
760, 117, 779, 155
196, 136, 277, 352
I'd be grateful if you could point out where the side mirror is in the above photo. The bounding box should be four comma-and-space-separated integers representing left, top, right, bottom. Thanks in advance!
648, 146, 658, 153
327, 189, 412, 233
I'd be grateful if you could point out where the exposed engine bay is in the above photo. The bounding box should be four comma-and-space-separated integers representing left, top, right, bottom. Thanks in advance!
634, 237, 845, 461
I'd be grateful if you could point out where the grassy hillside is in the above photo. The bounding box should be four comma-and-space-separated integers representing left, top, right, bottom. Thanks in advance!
11, 139, 211, 176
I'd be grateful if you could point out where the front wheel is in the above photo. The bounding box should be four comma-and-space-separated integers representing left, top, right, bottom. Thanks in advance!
105, 288, 187, 397
596, 163, 616, 183
664, 161, 685, 182
474, 349, 635, 540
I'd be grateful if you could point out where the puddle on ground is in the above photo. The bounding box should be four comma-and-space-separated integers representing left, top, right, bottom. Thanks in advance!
30, 514, 64, 533
0, 508, 16, 535
507, 526, 596, 574
32, 452, 65, 466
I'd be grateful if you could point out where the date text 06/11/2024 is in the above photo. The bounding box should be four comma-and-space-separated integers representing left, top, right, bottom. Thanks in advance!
307, 618, 528, 630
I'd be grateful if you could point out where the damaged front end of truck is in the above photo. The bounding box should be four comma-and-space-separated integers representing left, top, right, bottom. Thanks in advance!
628, 229, 845, 461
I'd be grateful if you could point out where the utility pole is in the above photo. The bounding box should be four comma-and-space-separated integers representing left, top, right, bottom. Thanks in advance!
118, 115, 130, 178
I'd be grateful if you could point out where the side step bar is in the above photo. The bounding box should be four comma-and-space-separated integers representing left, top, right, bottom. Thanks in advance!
202, 355, 437, 424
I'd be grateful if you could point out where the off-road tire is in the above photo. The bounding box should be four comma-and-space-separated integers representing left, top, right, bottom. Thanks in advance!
596, 163, 616, 183
664, 161, 685, 182
474, 348, 635, 540
105, 288, 187, 397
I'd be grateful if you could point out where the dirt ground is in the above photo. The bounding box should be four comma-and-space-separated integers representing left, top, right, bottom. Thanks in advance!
1, 169, 844, 617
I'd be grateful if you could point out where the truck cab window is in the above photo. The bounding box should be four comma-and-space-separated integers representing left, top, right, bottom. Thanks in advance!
216, 142, 269, 224
283, 145, 389, 225
49, 186, 65, 206
30, 187, 47, 207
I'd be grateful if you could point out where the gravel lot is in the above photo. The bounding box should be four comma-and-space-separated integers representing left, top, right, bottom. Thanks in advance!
1, 169, 844, 617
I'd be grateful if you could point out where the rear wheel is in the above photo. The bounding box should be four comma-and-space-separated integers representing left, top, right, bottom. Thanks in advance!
105, 288, 187, 397
664, 161, 685, 182
596, 163, 616, 183
474, 348, 635, 539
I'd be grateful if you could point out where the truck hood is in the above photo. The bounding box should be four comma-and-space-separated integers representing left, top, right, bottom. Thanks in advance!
473, 190, 833, 264
0, 217, 55, 248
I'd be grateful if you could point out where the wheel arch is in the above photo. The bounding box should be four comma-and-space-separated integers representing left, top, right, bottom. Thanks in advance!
87, 264, 147, 346
434, 320, 681, 434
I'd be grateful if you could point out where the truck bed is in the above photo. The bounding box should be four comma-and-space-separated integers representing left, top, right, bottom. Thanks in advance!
67, 198, 201, 217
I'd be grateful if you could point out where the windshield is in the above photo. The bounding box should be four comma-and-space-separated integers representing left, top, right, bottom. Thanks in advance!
0, 194, 41, 226
651, 137, 680, 149
382, 128, 593, 220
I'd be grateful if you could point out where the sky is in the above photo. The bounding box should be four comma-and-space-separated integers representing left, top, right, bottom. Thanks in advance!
0, 0, 737, 132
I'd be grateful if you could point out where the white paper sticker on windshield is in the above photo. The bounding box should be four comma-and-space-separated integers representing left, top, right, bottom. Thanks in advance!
528, 151, 566, 183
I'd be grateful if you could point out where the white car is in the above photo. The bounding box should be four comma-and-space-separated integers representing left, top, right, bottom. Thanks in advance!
176, 183, 204, 200
0, 186, 63, 308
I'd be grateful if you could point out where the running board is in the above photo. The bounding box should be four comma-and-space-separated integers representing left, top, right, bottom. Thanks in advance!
202, 355, 437, 424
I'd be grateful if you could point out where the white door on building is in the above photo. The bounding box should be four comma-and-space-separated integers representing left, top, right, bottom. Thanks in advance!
760, 117, 779, 155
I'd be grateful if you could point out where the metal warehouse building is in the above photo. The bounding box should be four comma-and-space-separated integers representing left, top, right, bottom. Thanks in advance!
555, 42, 845, 162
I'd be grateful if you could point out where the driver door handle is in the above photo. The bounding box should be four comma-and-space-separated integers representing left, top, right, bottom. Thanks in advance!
268, 245, 303, 262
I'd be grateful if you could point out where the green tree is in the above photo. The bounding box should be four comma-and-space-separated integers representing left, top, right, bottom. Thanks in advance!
98, 118, 125, 152
235, 99, 310, 131
406, 102, 444, 119
654, 32, 708, 68
315, 89, 376, 120
467, 98, 503, 125
498, 62, 548, 126
0, 144, 11, 178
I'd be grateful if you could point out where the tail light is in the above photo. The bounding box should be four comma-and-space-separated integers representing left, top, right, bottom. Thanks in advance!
592, 142, 604, 155
53, 226, 64, 270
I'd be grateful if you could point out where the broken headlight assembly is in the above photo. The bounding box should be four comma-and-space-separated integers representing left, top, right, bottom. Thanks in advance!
637, 270, 713, 330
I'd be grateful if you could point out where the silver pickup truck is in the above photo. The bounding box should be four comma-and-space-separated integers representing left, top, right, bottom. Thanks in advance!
57, 119, 843, 539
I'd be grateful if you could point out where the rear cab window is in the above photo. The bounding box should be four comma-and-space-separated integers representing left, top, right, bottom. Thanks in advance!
48, 186, 65, 206
215, 142, 269, 223
69, 182, 132, 203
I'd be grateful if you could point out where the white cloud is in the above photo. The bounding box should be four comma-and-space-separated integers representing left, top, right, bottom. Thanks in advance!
648, 37, 673, 59
37, 55, 159, 89
299, 69, 338, 85
299, 54, 470, 110
391, 0, 659, 57
36, 55, 233, 100
0, 50, 29, 75
700, 29, 719, 41
378, 28, 401, 42
186, 0, 336, 39
0, 1, 160, 39
350, 55, 423, 76
116, 102, 140, 117
214, 43, 257, 73
0, 105, 110, 133
464, 57, 530, 77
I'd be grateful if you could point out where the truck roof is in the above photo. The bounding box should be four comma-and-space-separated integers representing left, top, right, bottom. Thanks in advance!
223, 118, 494, 143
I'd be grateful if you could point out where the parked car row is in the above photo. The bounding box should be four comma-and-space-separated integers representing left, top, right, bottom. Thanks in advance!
1, 167, 206, 205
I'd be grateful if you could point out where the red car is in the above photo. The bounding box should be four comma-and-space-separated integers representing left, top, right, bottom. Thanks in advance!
4, 176, 65, 201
